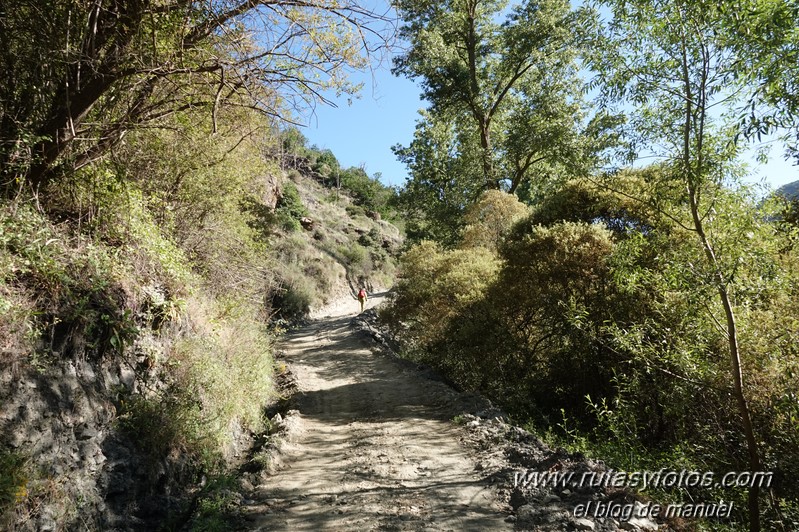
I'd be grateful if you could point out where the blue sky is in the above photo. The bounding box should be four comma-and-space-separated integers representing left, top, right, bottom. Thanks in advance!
301, 60, 799, 192
302, 66, 422, 188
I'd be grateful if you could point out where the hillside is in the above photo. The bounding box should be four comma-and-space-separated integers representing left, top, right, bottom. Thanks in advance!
0, 130, 403, 529
272, 152, 403, 318
776, 179, 799, 200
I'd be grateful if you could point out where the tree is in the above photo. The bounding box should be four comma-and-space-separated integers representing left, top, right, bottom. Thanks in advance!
459, 189, 529, 251
391, 0, 627, 244
723, 1, 799, 162
392, 0, 587, 189
587, 0, 770, 528
0, 0, 391, 196
339, 166, 397, 216
393, 89, 624, 243
392, 108, 486, 245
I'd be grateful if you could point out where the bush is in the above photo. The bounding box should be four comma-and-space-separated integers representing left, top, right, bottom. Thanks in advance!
358, 227, 381, 248
119, 297, 274, 466
386, 173, 799, 528
269, 181, 308, 233
441, 222, 621, 406
242, 180, 308, 236
281, 127, 308, 156
0, 202, 154, 362
459, 189, 530, 251
337, 243, 368, 266
384, 241, 501, 352
324, 166, 399, 220
311, 149, 340, 182
270, 275, 314, 319
345, 204, 366, 218
276, 181, 307, 221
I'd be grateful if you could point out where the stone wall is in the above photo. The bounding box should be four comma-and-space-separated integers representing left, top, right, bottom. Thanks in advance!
0, 345, 192, 530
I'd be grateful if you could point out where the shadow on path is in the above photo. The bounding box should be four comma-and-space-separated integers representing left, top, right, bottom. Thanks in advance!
242, 301, 510, 531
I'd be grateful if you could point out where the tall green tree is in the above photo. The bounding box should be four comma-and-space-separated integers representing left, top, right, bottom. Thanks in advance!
393, 108, 486, 244
724, 0, 799, 162
588, 0, 781, 528
0, 0, 391, 196
392, 0, 588, 189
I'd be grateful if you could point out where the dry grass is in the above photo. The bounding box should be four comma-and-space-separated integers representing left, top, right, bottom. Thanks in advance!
269, 174, 402, 305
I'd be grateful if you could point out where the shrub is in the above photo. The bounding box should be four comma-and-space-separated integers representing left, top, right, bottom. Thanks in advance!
339, 167, 399, 219
0, 202, 154, 362
337, 243, 368, 266
384, 241, 501, 351
276, 181, 308, 221
358, 227, 381, 248
459, 189, 530, 251
488, 222, 621, 414
119, 297, 274, 466
311, 149, 340, 181
2, 95, 290, 530
345, 204, 366, 218
270, 274, 314, 319
287, 169, 302, 183
242, 180, 308, 236
268, 181, 308, 233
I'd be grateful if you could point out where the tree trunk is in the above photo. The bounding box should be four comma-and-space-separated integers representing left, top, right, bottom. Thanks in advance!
680, 30, 760, 529
26, 74, 117, 191
688, 186, 761, 531
479, 119, 497, 189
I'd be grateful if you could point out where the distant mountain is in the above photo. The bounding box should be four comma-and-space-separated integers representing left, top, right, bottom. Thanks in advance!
776, 179, 799, 200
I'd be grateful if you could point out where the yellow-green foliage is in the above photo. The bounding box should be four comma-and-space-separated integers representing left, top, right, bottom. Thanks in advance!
0, 203, 148, 361
385, 174, 799, 527
486, 222, 618, 402
1, 98, 403, 527
530, 171, 682, 233
182, 297, 274, 439
115, 107, 277, 298
121, 297, 273, 464
2, 179, 273, 461
2, 105, 282, 523
499, 222, 614, 307
460, 190, 530, 251
269, 233, 345, 317
388, 221, 620, 395
336, 242, 370, 270
41, 164, 197, 297
385, 241, 501, 349
95, 110, 280, 464
0, 207, 48, 358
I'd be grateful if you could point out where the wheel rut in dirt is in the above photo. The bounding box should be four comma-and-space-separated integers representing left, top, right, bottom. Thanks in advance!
241, 297, 510, 531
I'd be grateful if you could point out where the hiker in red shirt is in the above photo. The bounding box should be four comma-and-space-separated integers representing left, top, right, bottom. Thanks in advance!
357, 288, 368, 313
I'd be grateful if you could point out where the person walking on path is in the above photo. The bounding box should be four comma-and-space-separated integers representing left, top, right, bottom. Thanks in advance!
357, 288, 368, 313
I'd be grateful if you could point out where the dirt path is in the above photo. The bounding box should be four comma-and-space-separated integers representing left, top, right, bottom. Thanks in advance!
241, 294, 511, 531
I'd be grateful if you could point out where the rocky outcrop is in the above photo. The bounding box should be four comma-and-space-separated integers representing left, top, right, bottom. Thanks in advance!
0, 347, 194, 530
262, 173, 282, 211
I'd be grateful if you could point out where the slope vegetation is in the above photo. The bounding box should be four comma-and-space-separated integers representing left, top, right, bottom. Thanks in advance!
0, 119, 402, 530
